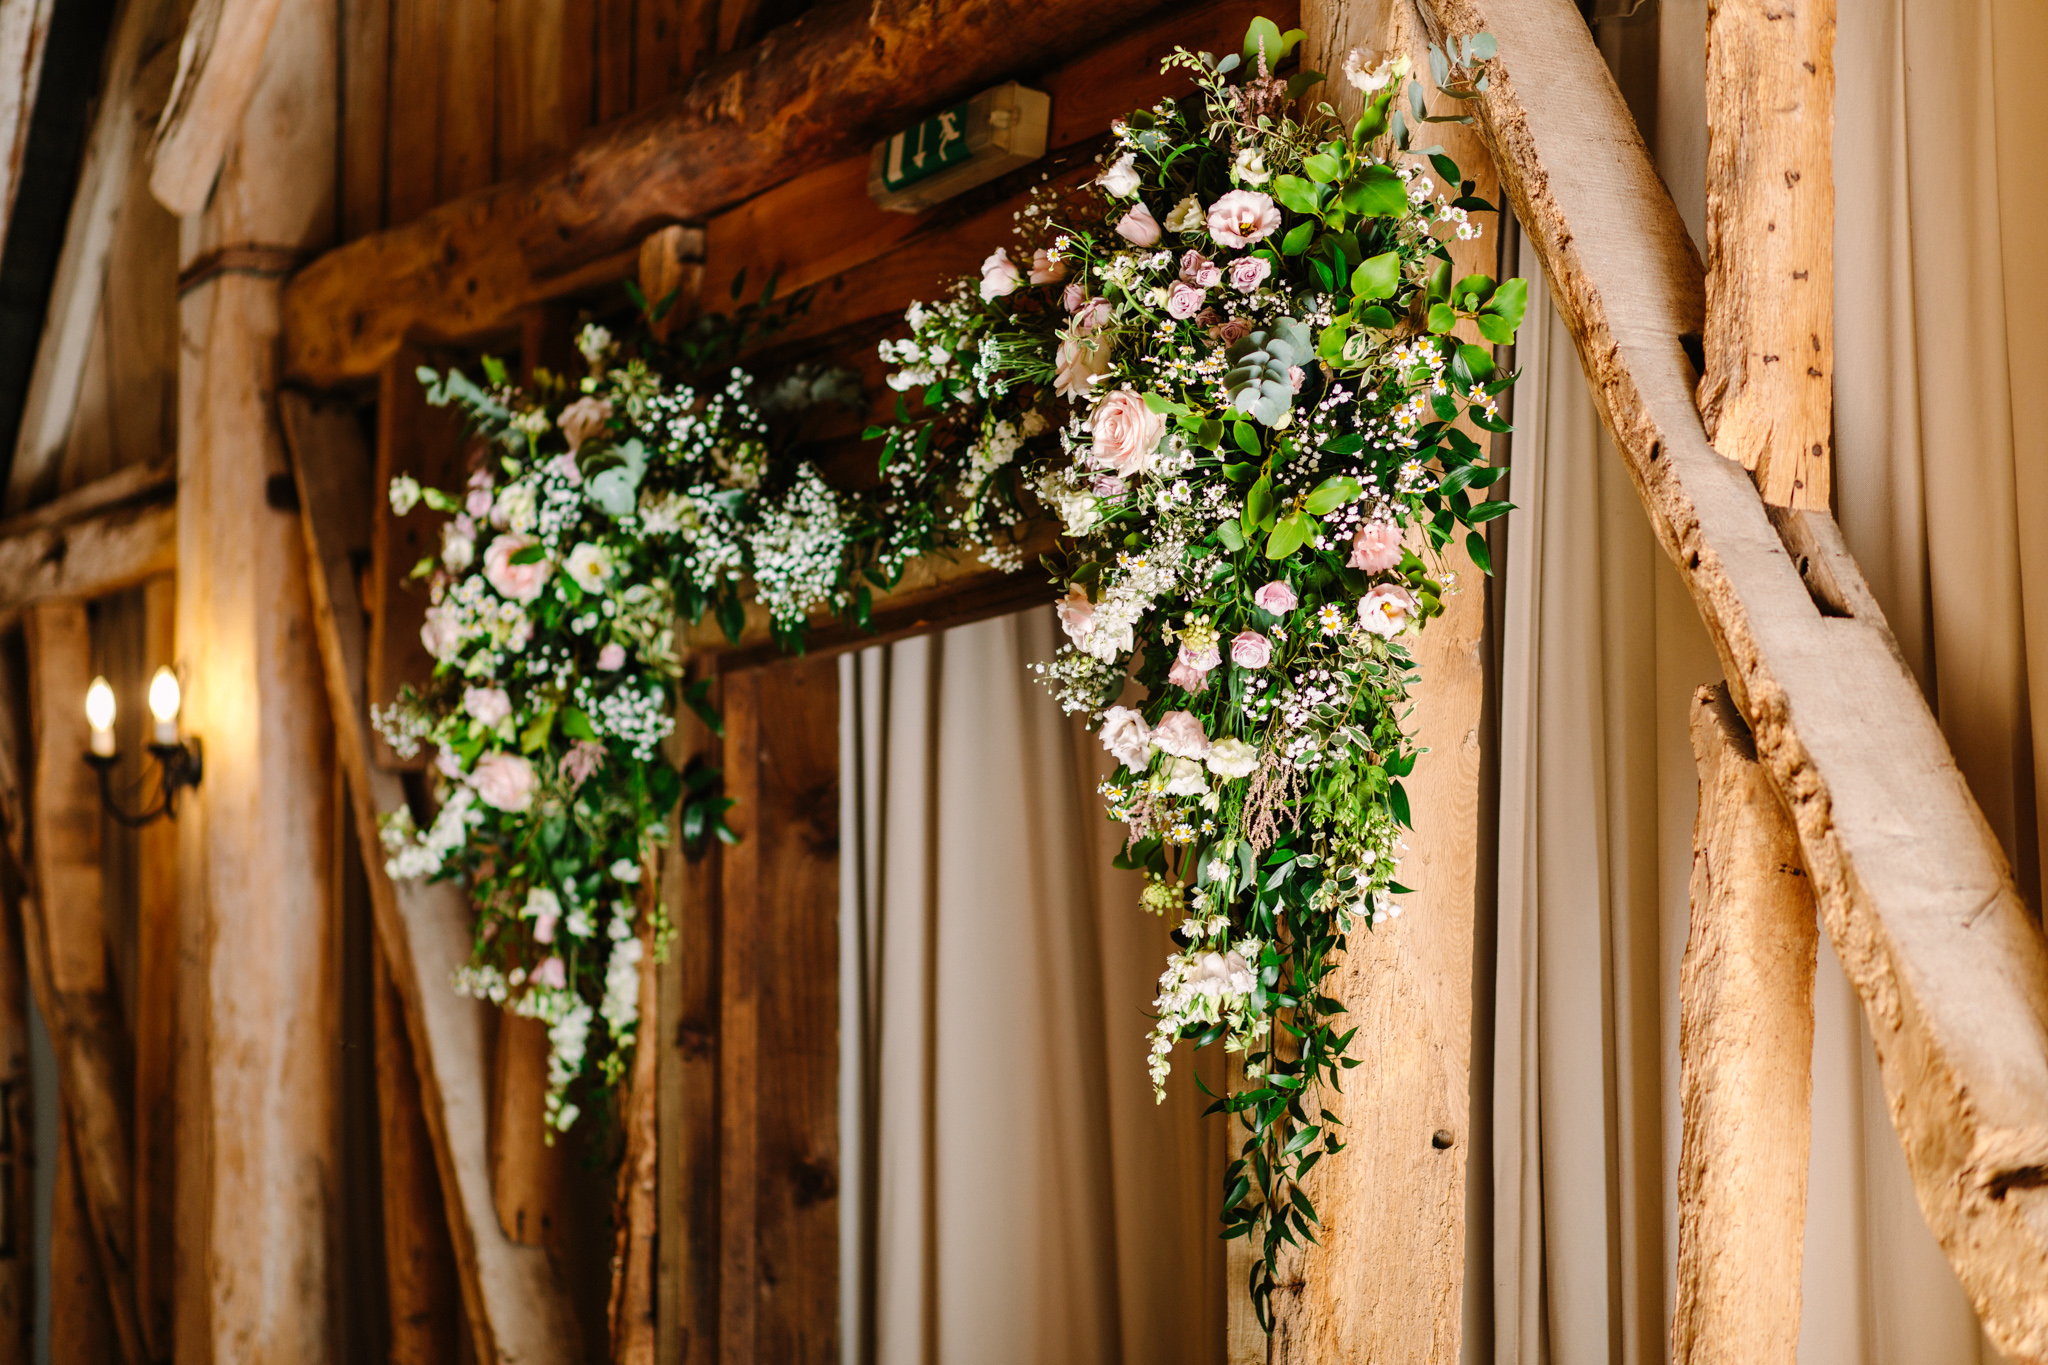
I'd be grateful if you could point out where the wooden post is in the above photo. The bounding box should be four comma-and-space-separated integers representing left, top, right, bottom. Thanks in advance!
489, 1016, 564, 1246
51, 1116, 117, 1363
0, 880, 29, 1364
147, 0, 291, 214
1673, 685, 1815, 1365
1698, 0, 1835, 509
131, 574, 175, 1360
374, 946, 464, 1364
608, 870, 660, 1364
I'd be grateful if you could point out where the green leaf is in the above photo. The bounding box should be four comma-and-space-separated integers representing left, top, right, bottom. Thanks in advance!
1264, 511, 1309, 560
1358, 304, 1396, 331
1476, 313, 1517, 345
1427, 302, 1458, 334
1303, 151, 1344, 184
1425, 258, 1453, 303
1245, 475, 1277, 533
1317, 322, 1350, 366
1452, 272, 1496, 307
1466, 529, 1494, 575
1216, 518, 1245, 552
1456, 342, 1496, 382
510, 542, 547, 565
1484, 276, 1528, 330
1342, 163, 1409, 217
1273, 174, 1321, 215
519, 707, 555, 752
1389, 780, 1412, 828
1429, 152, 1462, 186
1280, 220, 1315, 256
1144, 393, 1190, 416
1302, 475, 1362, 515
1233, 420, 1262, 458
1242, 16, 1285, 67
1466, 499, 1513, 524
560, 707, 596, 740
1350, 250, 1401, 301
1221, 461, 1256, 485
1469, 31, 1498, 60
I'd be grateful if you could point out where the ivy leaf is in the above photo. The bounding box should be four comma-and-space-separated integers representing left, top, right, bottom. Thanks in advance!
1302, 475, 1362, 515
1350, 250, 1401, 301
1280, 220, 1315, 256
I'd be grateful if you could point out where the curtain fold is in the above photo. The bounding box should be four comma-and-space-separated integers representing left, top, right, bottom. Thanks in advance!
838, 610, 1224, 1365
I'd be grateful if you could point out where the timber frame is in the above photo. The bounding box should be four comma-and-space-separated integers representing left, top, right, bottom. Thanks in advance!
111, 0, 2048, 1357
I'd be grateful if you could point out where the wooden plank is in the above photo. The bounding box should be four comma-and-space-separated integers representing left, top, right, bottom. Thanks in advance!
51, 1114, 117, 1364
717, 668, 762, 1365
375, 944, 465, 1364
281, 0, 1184, 385
1698, 0, 1833, 509
593, 0, 633, 124
371, 348, 469, 770
633, 0, 684, 106
1673, 684, 1814, 1365
441, 0, 499, 197
7, 0, 176, 512
341, 0, 392, 238
101, 140, 179, 480
1435, 0, 2048, 1355
497, 0, 569, 174
490, 1014, 563, 1245
281, 388, 587, 1365
608, 871, 660, 1364
21, 603, 145, 1365
131, 574, 176, 1362
0, 502, 177, 627
0, 463, 172, 543
0, 0, 54, 251
147, 0, 291, 214
387, 0, 444, 223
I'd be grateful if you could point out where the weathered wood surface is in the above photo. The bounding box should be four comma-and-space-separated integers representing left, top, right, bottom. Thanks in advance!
21, 603, 146, 1365
1698, 0, 1834, 510
52, 1115, 117, 1363
282, 389, 585, 1365
6, 0, 177, 513
1674, 685, 1815, 1365
1439, 0, 2048, 1354
608, 872, 660, 1364
0, 848, 30, 1363
283, 0, 1180, 385
0, 0, 53, 250
374, 945, 465, 1364
130, 576, 176, 1360
0, 502, 176, 628
148, 0, 289, 213
491, 1015, 564, 1247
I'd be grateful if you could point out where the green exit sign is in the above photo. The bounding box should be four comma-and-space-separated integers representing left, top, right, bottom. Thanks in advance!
868, 82, 1050, 214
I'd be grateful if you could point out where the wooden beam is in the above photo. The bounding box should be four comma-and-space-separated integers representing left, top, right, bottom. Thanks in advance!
1673, 684, 1814, 1365
1698, 0, 1833, 510
6, 0, 176, 513
280, 389, 586, 1365
280, 0, 1179, 386
608, 871, 660, 1364
1436, 0, 2048, 1355
0, 0, 54, 252
0, 502, 176, 628
489, 1016, 563, 1247
130, 575, 176, 1361
147, 0, 290, 214
374, 944, 465, 1364
51, 1114, 117, 1363
21, 603, 146, 1365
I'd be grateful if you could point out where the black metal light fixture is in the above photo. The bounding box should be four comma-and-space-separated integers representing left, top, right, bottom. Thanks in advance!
83, 667, 202, 827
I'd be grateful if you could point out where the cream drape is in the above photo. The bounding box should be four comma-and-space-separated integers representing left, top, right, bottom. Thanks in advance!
837, 611, 1225, 1365
1486, 0, 2048, 1360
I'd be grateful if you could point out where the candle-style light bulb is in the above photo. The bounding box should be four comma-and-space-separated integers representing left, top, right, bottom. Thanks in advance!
85, 676, 116, 756
147, 667, 181, 745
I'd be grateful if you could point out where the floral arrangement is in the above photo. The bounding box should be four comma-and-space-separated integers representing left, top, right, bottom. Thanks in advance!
375, 14, 1519, 1324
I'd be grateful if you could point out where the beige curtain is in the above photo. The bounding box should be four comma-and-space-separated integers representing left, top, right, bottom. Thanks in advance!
1486, 0, 2048, 1359
837, 610, 1225, 1365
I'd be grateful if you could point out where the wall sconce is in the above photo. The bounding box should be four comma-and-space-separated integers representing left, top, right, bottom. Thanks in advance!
83, 667, 202, 826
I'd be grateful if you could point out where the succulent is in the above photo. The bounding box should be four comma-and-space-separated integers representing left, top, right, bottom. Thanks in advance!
1222, 317, 1312, 426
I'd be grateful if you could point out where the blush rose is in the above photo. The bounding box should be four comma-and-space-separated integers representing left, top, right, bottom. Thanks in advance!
1348, 520, 1403, 573
484, 534, 549, 602
1088, 389, 1166, 477
470, 751, 538, 812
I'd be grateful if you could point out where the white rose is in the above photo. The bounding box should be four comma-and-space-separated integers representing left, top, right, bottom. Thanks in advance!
1098, 152, 1141, 198
1162, 756, 1208, 796
565, 542, 613, 593
1205, 737, 1259, 778
1099, 705, 1152, 771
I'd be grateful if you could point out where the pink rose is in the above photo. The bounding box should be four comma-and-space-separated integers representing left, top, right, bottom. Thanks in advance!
1115, 203, 1162, 247
557, 396, 613, 453
1167, 281, 1206, 319
1063, 281, 1087, 311
470, 750, 538, 812
465, 470, 494, 520
1208, 317, 1252, 345
1098, 706, 1152, 771
1088, 388, 1167, 477
1359, 584, 1418, 637
1349, 520, 1403, 573
483, 534, 549, 602
1151, 709, 1211, 760
1055, 335, 1114, 401
979, 247, 1022, 301
1090, 473, 1127, 497
1254, 581, 1298, 614
1230, 631, 1272, 668
1207, 190, 1282, 248
1180, 250, 1222, 288
1168, 654, 1212, 692
1071, 297, 1112, 334
463, 685, 512, 727
1055, 588, 1095, 648
1227, 255, 1272, 293
534, 956, 567, 990
596, 642, 627, 670
1029, 248, 1067, 285
561, 739, 606, 790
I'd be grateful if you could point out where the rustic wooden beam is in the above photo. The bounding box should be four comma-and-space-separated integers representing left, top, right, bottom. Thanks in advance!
1674, 685, 1815, 1365
0, 876, 30, 1364
21, 603, 146, 1365
0, 0, 54, 252
51, 1114, 117, 1362
280, 0, 1178, 386
1436, 0, 2048, 1354
608, 872, 660, 1365
280, 388, 586, 1365
373, 944, 465, 1364
147, 0, 289, 214
489, 1016, 564, 1247
6, 0, 176, 513
1698, 0, 1833, 510
0, 502, 177, 628
130, 575, 176, 1361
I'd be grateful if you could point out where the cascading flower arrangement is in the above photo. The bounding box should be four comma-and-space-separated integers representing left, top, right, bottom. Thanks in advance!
374, 13, 1520, 1323
864, 19, 1521, 1318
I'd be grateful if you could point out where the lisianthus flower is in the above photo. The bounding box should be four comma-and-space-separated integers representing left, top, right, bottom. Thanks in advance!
1206, 737, 1259, 779
1163, 195, 1203, 232
1055, 587, 1096, 648
470, 751, 538, 812
1359, 583, 1418, 637
1099, 706, 1152, 771
1116, 203, 1163, 247
1207, 190, 1282, 248
1098, 153, 1141, 197
565, 542, 613, 592
980, 247, 1022, 300
558, 396, 613, 453
1151, 709, 1211, 760
484, 534, 549, 602
1029, 248, 1067, 285
464, 685, 512, 727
